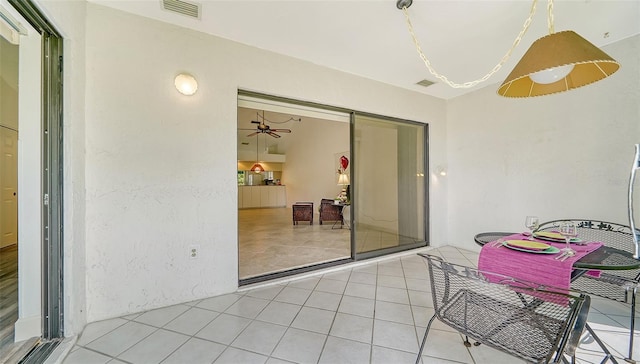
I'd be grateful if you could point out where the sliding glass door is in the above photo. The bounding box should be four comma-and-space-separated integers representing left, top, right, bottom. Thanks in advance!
236, 91, 429, 284
352, 113, 428, 258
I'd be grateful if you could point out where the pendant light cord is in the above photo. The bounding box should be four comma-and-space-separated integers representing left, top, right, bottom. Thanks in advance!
400, 0, 542, 88
547, 0, 555, 34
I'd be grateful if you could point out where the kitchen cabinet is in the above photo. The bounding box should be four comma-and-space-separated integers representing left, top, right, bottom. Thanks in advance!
238, 186, 286, 208
275, 187, 286, 206
250, 186, 262, 207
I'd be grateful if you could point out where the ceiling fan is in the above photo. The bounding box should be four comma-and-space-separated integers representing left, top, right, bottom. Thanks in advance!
241, 111, 292, 138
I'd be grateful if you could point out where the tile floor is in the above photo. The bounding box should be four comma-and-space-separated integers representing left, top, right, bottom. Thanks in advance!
63, 246, 639, 364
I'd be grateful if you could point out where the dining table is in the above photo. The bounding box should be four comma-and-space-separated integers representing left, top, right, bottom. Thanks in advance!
475, 232, 640, 276
474, 232, 640, 364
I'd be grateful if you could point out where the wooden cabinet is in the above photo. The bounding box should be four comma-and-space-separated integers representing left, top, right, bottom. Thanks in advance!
239, 186, 286, 208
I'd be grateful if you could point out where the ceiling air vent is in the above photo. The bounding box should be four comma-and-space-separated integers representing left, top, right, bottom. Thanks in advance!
416, 79, 435, 88
162, 0, 201, 19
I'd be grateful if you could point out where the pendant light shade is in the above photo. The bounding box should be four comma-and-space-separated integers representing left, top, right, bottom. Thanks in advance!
498, 31, 620, 97
250, 163, 264, 173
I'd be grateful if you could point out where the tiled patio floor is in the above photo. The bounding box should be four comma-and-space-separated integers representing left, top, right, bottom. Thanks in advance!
63, 246, 639, 364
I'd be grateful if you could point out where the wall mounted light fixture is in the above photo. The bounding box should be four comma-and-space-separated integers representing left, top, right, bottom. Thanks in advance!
174, 73, 198, 96
435, 166, 447, 177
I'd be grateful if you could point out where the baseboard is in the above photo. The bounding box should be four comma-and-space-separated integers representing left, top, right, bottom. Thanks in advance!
15, 315, 41, 342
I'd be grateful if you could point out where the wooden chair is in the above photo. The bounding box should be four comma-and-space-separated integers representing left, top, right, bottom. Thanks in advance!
319, 198, 343, 228
537, 219, 640, 362
417, 253, 590, 364
292, 202, 313, 225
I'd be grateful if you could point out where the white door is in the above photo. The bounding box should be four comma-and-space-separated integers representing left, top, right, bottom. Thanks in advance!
0, 127, 18, 248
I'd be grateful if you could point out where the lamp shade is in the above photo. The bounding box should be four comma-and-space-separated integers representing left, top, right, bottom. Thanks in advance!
338, 173, 350, 185
498, 31, 619, 97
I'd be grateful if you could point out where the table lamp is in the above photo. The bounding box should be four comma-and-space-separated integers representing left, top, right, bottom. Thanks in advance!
338, 173, 350, 202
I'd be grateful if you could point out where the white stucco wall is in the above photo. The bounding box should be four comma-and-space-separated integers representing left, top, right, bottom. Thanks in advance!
446, 35, 640, 251
77, 3, 446, 322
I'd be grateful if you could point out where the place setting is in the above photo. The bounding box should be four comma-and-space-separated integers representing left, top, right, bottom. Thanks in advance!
485, 218, 604, 264
499, 239, 560, 253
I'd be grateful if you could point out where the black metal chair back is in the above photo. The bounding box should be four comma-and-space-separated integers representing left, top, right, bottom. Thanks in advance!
536, 219, 639, 361
418, 253, 589, 364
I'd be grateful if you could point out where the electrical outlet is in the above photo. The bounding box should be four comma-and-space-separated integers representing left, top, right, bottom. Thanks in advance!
189, 244, 200, 259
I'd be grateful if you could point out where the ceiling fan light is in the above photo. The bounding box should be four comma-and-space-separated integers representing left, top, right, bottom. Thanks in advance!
498, 30, 620, 97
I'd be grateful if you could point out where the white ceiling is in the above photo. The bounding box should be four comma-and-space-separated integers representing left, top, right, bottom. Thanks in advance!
89, 0, 639, 100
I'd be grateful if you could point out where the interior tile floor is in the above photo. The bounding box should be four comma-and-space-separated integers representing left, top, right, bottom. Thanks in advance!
63, 246, 639, 364
239, 207, 407, 280
239, 207, 350, 279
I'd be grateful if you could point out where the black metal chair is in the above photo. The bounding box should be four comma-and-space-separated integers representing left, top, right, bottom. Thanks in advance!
417, 253, 590, 364
537, 219, 639, 362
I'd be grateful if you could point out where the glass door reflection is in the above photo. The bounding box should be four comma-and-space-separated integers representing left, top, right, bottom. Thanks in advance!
352, 114, 428, 258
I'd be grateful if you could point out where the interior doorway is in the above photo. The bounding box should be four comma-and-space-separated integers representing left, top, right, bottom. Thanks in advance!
0, 20, 20, 354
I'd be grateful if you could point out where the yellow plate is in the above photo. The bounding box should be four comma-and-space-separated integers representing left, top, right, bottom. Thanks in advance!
533, 231, 564, 240
504, 240, 551, 251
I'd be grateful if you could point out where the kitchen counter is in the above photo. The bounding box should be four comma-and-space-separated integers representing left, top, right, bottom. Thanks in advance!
238, 185, 286, 208
238, 185, 285, 187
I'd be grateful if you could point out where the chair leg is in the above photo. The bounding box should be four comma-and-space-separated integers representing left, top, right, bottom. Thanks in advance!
585, 323, 619, 364
416, 315, 437, 364
626, 287, 637, 363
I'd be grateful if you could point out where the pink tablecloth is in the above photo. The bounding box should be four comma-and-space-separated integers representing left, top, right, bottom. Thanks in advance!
478, 233, 603, 291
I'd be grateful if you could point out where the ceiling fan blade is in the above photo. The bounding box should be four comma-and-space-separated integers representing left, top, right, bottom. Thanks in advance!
270, 129, 291, 133
238, 128, 256, 131
251, 120, 261, 124
246, 132, 259, 137
267, 132, 281, 138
